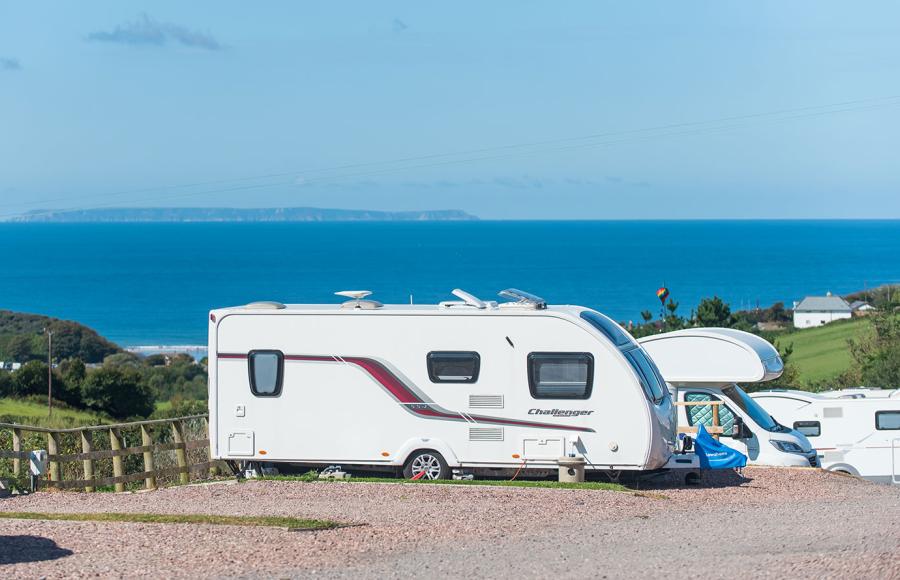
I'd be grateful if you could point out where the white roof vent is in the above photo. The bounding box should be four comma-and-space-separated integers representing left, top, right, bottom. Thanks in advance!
336, 290, 383, 310
440, 288, 491, 309
244, 301, 286, 310
498, 288, 546, 310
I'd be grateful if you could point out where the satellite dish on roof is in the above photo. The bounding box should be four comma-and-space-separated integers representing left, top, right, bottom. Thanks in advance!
336, 290, 372, 301
335, 290, 382, 310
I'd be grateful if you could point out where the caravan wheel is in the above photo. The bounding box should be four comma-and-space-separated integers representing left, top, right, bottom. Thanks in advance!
403, 450, 450, 480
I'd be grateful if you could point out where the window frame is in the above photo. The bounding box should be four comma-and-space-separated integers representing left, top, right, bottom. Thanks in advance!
527, 352, 594, 400
875, 410, 900, 431
426, 351, 481, 384
683, 391, 737, 436
793, 420, 821, 437
247, 349, 284, 397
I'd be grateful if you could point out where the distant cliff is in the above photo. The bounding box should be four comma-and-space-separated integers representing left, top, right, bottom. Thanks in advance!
9, 207, 479, 223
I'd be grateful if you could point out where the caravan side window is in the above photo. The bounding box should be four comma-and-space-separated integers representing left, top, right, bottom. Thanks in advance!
793, 420, 821, 437
248, 350, 284, 396
528, 353, 593, 399
876, 411, 900, 430
427, 352, 480, 383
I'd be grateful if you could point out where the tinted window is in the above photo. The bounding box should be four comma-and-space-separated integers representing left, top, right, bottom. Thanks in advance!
624, 349, 667, 403
528, 353, 593, 399
684, 392, 735, 434
794, 421, 821, 437
580, 311, 635, 347
249, 350, 283, 396
876, 411, 900, 430
427, 352, 480, 383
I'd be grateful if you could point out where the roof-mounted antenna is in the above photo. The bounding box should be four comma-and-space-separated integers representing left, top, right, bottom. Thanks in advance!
498, 288, 547, 310
439, 288, 487, 309
335, 290, 383, 310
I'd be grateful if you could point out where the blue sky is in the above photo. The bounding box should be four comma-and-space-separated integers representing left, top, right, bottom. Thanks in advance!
1, 2, 899, 219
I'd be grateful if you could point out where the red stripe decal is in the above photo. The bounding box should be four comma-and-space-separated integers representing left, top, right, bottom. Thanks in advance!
218, 352, 594, 432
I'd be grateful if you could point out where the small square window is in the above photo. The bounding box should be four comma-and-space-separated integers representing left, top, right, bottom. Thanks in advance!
528, 352, 593, 399
876, 411, 900, 430
248, 350, 283, 396
427, 352, 480, 383
793, 420, 821, 437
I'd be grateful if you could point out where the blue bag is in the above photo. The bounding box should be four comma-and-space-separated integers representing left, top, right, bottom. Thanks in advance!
693, 424, 748, 469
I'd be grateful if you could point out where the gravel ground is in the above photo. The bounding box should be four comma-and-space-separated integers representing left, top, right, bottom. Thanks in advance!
1, 468, 898, 579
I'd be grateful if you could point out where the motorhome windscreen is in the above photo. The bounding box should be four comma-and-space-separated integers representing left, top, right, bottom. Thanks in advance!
721, 385, 783, 432
624, 349, 666, 403
579, 311, 635, 348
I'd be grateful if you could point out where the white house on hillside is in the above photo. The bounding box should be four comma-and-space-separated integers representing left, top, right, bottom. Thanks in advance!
793, 293, 852, 329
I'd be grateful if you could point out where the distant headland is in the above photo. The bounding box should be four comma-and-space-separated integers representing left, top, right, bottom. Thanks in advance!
7, 207, 479, 223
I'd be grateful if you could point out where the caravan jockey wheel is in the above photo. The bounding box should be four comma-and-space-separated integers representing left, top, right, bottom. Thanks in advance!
403, 450, 450, 480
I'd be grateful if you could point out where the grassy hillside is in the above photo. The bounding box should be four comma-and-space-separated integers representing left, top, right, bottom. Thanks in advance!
0, 397, 105, 427
772, 318, 871, 385
0, 310, 120, 363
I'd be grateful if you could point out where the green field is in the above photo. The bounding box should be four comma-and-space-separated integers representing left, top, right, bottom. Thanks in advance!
772, 318, 870, 385
0, 397, 103, 426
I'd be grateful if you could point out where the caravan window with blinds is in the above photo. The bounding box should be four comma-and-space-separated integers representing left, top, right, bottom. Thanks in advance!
248, 350, 284, 396
427, 352, 480, 383
528, 353, 594, 399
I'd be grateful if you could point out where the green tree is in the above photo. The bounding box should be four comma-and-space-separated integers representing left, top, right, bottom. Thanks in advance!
12, 360, 49, 397
640, 310, 653, 323
102, 352, 142, 369
0, 372, 13, 397
696, 296, 733, 327
81, 367, 155, 419
847, 312, 900, 388
4, 334, 35, 361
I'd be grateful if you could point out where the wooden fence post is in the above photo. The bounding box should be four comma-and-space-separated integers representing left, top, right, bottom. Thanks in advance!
110, 428, 125, 492
712, 403, 721, 441
47, 432, 61, 484
12, 428, 22, 477
81, 430, 94, 492
171, 420, 189, 485
203, 417, 219, 477
141, 425, 156, 490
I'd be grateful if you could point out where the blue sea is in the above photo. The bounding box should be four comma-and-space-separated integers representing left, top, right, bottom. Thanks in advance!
1, 221, 898, 347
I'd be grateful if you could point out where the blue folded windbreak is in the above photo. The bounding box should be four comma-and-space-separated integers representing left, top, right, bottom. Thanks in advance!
693, 424, 748, 469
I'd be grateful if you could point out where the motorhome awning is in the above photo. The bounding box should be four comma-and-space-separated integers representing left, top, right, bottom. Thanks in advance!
638, 328, 783, 385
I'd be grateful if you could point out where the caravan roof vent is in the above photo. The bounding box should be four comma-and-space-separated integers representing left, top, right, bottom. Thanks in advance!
335, 290, 383, 310
498, 288, 547, 310
244, 301, 286, 310
440, 288, 490, 309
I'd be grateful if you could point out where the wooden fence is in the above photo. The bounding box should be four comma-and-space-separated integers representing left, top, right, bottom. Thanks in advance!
0, 415, 223, 492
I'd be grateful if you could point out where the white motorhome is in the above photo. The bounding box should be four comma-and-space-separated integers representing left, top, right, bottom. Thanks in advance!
208, 289, 690, 479
639, 328, 818, 468
751, 389, 900, 484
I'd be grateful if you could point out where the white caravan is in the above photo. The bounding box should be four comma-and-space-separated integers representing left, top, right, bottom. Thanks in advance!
208, 289, 690, 479
638, 328, 818, 468
751, 389, 900, 484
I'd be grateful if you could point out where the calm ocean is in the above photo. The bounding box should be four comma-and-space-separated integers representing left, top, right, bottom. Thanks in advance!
1, 220, 898, 347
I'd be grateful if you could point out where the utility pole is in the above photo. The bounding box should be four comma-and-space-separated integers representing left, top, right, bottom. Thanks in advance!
45, 329, 53, 417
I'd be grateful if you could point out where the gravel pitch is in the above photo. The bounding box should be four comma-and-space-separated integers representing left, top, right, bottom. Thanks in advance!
1, 468, 898, 579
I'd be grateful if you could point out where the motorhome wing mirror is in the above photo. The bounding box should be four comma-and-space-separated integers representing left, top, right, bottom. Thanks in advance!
731, 418, 746, 439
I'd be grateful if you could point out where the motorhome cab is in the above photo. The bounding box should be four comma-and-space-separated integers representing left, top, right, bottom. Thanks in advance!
751, 389, 900, 484
638, 328, 818, 468
208, 289, 686, 479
